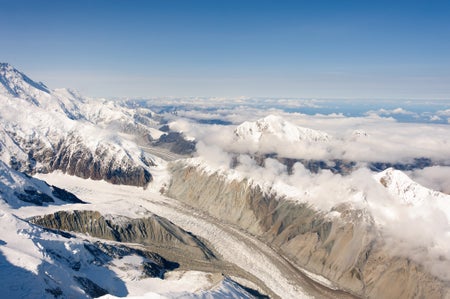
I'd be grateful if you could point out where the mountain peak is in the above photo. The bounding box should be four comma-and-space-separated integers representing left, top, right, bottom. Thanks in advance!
0, 63, 50, 103
234, 114, 331, 143
0, 62, 13, 70
375, 167, 448, 206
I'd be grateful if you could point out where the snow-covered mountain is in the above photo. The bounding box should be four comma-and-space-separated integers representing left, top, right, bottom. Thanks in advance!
2, 62, 449, 298
375, 167, 450, 206
234, 115, 331, 143
0, 161, 161, 298
0, 63, 50, 104
0, 63, 161, 129
0, 63, 167, 187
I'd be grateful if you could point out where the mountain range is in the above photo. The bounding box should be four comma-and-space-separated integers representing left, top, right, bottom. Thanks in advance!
1, 63, 449, 298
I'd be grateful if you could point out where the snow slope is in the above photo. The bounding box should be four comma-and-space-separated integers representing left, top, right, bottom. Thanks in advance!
0, 208, 128, 298
0, 161, 83, 208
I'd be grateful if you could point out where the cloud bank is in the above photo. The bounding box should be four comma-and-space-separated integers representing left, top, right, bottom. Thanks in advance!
168, 110, 450, 164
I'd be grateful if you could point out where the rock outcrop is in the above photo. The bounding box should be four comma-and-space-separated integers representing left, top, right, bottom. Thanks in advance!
30, 210, 216, 262
153, 131, 196, 155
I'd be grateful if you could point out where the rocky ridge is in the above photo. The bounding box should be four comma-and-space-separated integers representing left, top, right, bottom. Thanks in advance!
30, 210, 217, 262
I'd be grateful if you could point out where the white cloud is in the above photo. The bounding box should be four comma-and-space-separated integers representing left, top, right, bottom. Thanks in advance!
437, 109, 450, 117
391, 107, 416, 115
429, 115, 442, 121
365, 107, 418, 117
173, 111, 450, 164
195, 141, 232, 170
408, 166, 450, 194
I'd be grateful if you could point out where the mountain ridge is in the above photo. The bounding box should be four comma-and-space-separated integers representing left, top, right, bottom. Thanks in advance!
0, 63, 162, 187
0, 62, 50, 105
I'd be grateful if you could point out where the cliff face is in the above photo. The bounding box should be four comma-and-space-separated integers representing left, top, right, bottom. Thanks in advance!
166, 163, 450, 299
47, 137, 153, 187
5, 131, 153, 187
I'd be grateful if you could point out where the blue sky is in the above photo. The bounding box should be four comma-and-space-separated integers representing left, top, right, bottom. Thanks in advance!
1, 0, 449, 99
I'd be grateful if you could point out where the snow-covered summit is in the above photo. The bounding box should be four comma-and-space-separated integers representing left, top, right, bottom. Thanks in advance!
375, 167, 449, 206
0, 63, 158, 126
234, 115, 331, 143
0, 63, 88, 120
0, 62, 50, 105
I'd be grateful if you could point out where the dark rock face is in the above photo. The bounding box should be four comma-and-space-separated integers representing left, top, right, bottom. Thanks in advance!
158, 125, 170, 132
45, 287, 63, 298
30, 210, 216, 261
74, 276, 108, 298
50, 185, 84, 204
153, 132, 196, 155
196, 119, 232, 125
2, 169, 84, 207
91, 242, 179, 276
166, 163, 450, 299
14, 188, 54, 206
